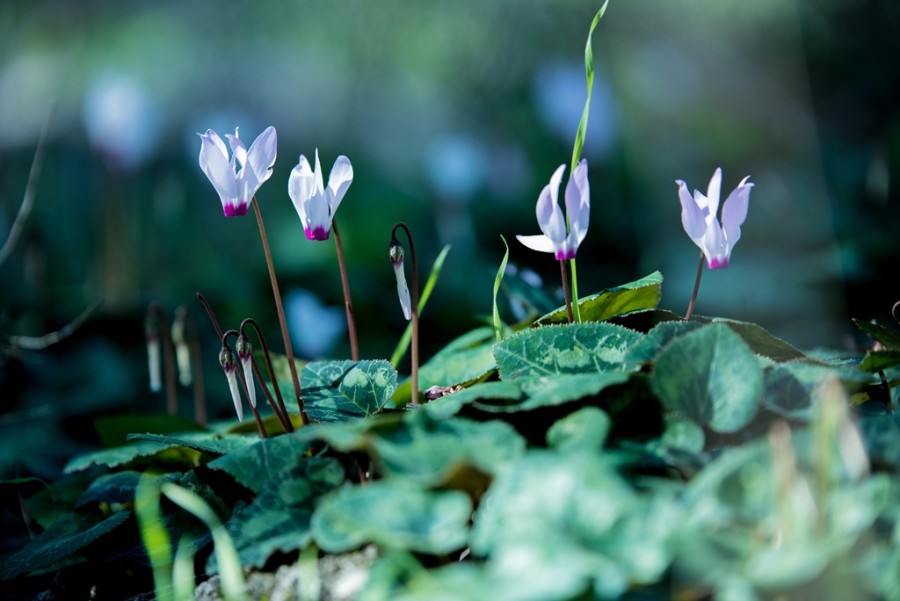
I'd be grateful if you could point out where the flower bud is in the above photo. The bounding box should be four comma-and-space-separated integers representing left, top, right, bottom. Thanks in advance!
219, 346, 243, 421
389, 241, 412, 320
236, 334, 257, 409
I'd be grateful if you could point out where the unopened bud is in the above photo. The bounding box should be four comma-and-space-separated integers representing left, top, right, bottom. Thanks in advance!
219, 346, 243, 421
389, 241, 412, 320
236, 335, 257, 409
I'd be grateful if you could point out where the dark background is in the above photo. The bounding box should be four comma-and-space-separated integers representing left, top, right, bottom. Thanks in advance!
1, 0, 898, 479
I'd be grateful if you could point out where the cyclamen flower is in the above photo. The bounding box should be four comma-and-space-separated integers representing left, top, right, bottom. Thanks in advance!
235, 335, 257, 410
288, 149, 353, 241
198, 126, 277, 217
677, 168, 753, 269
516, 159, 590, 260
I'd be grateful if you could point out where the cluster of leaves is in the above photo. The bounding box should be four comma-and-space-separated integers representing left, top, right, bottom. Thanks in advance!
3, 272, 900, 600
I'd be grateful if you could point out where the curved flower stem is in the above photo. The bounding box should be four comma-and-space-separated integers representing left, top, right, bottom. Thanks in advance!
892, 300, 900, 324
240, 318, 293, 433
251, 198, 308, 425
559, 260, 574, 324
196, 293, 224, 339
149, 303, 178, 416
223, 330, 267, 439
568, 259, 582, 322
332, 219, 359, 361
684, 251, 705, 321
392, 222, 420, 405
177, 307, 207, 426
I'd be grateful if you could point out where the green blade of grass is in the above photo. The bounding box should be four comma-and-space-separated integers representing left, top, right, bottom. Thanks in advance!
161, 483, 245, 601
568, 0, 610, 324
135, 474, 173, 601
391, 244, 451, 368
493, 236, 511, 342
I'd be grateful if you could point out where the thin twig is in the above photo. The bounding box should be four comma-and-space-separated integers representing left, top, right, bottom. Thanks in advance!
0, 104, 56, 267
241, 317, 293, 433
7, 300, 101, 350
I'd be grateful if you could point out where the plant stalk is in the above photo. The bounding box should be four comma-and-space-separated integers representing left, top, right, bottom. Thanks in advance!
332, 220, 359, 360
251, 198, 308, 425
241, 318, 294, 432
559, 260, 574, 324
684, 251, 705, 321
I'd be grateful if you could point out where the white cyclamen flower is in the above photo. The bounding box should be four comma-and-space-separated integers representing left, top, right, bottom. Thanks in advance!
517, 159, 590, 260
677, 167, 753, 269
288, 149, 353, 240
198, 126, 277, 216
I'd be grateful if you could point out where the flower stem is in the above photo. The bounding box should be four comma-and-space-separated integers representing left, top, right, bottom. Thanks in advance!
331, 219, 359, 361
559, 260, 574, 324
392, 223, 420, 405
241, 318, 294, 433
251, 198, 308, 425
684, 251, 705, 321
568, 259, 582, 322
150, 304, 178, 416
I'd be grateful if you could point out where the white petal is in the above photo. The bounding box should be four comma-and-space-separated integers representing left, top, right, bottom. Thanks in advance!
314, 149, 325, 194
516, 234, 555, 254
327, 155, 353, 214
721, 177, 753, 253
701, 218, 727, 269
536, 164, 567, 246
241, 356, 257, 409
225, 128, 247, 169
288, 156, 315, 218
706, 167, 722, 219
226, 371, 244, 422
393, 263, 412, 320
677, 180, 707, 240
198, 131, 238, 207
246, 126, 277, 186
565, 159, 590, 249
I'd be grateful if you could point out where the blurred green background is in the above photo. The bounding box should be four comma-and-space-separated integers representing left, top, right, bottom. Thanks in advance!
1, 0, 898, 477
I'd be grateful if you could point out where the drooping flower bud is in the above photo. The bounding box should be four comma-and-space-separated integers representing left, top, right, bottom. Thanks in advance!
171, 307, 192, 387
235, 334, 256, 409
219, 346, 243, 421
144, 311, 161, 393
389, 239, 412, 320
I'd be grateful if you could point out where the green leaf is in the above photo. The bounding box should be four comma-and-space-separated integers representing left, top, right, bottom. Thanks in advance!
534, 271, 662, 326
859, 350, 900, 373
206, 433, 311, 493
312, 480, 472, 554
94, 413, 204, 448
216, 458, 345, 571
624, 320, 704, 369
653, 323, 763, 433
393, 328, 497, 405
391, 244, 452, 367
569, 0, 610, 172
476, 372, 629, 413
75, 470, 142, 510
63, 440, 201, 474
492, 235, 510, 342
372, 411, 526, 486
546, 407, 611, 452
853, 318, 900, 350
1, 510, 132, 580
302, 360, 398, 422
712, 318, 806, 362
494, 322, 642, 381
422, 381, 524, 418
125, 432, 256, 457
23, 472, 95, 529
764, 361, 872, 420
